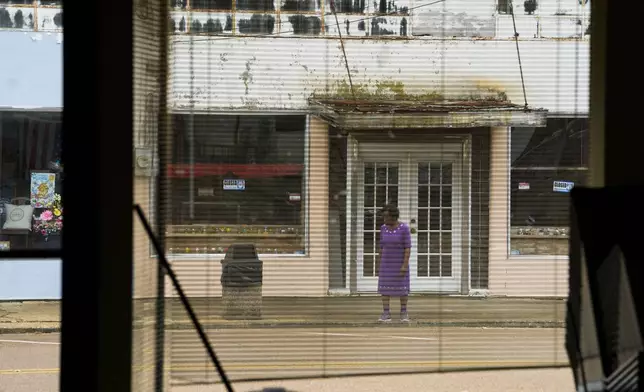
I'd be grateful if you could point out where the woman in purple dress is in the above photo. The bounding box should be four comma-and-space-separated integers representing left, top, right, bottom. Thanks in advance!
378, 204, 411, 322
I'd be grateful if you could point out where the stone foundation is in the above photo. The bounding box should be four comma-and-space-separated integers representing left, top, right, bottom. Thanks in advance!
222, 285, 263, 320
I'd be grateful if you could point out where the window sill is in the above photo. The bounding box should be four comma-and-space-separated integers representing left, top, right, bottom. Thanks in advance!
164, 253, 308, 259
511, 235, 569, 240
507, 254, 569, 260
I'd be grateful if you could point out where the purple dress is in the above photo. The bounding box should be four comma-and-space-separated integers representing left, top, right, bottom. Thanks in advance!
378, 222, 412, 296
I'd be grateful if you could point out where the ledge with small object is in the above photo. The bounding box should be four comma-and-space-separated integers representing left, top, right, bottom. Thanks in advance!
166, 224, 305, 255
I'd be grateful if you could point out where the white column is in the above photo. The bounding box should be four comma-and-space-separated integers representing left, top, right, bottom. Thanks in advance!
488, 126, 510, 295
344, 135, 357, 293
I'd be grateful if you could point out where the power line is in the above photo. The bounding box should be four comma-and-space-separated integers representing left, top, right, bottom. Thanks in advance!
329, 0, 356, 98
509, 1, 529, 109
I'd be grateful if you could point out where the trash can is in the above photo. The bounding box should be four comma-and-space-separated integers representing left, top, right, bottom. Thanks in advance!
221, 243, 263, 320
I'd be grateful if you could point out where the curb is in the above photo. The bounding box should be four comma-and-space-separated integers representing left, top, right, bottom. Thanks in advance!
1, 320, 564, 334
0, 327, 61, 334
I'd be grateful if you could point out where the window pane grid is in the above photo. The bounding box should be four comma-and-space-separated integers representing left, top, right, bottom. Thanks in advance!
416, 162, 453, 278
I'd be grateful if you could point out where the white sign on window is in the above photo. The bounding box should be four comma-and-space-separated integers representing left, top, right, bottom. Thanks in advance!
518, 182, 530, 190
223, 179, 245, 191
553, 181, 574, 193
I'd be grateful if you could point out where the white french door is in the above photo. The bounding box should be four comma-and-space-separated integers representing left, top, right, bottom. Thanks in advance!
356, 144, 464, 293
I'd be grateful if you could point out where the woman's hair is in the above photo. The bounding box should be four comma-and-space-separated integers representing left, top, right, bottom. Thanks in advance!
382, 204, 400, 220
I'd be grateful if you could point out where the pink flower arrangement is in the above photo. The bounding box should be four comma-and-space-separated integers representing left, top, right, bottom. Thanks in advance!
33, 193, 63, 238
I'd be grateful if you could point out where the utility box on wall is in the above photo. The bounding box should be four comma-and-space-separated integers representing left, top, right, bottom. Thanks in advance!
134, 147, 157, 177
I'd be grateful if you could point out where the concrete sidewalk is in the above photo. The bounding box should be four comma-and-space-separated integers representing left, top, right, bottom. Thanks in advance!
0, 301, 60, 333
0, 296, 566, 333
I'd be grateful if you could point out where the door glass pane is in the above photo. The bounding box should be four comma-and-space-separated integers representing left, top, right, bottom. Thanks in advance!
364, 232, 374, 253
388, 164, 399, 184
376, 211, 384, 228
441, 209, 452, 231
441, 232, 452, 254
429, 255, 440, 277
430, 232, 440, 253
429, 209, 440, 230
442, 255, 452, 277
387, 186, 398, 205
430, 186, 440, 207
364, 186, 374, 207
418, 209, 428, 230
376, 186, 387, 207
417, 255, 428, 277
430, 163, 441, 184
376, 164, 387, 184
418, 232, 428, 252
375, 256, 381, 276
442, 186, 452, 207
363, 255, 374, 277
418, 185, 428, 207
441, 163, 452, 185
364, 209, 375, 230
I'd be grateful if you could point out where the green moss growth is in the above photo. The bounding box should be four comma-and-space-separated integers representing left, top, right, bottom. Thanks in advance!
315, 80, 444, 101
313, 79, 508, 103
374, 80, 406, 98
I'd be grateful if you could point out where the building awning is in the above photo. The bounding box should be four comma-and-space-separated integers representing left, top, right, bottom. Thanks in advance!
309, 98, 548, 130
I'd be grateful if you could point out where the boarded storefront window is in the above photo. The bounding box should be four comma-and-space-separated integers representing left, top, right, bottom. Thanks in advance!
510, 118, 589, 256
167, 114, 307, 256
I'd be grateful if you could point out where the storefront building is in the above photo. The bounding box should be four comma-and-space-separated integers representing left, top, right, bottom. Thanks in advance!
167, 0, 591, 297
0, 0, 590, 299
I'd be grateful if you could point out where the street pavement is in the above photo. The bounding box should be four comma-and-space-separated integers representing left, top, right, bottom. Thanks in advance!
170, 326, 569, 384
0, 333, 59, 392
0, 327, 572, 392
0, 297, 569, 391
0, 296, 565, 334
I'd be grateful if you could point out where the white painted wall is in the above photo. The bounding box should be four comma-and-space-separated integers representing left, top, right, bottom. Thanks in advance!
171, 37, 589, 114
0, 31, 63, 109
0, 259, 61, 300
